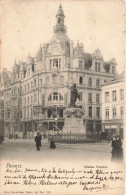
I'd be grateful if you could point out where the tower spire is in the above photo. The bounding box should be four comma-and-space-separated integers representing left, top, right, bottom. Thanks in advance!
54, 4, 67, 33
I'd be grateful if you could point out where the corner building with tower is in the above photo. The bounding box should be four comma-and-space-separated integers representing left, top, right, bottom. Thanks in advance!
3, 5, 117, 138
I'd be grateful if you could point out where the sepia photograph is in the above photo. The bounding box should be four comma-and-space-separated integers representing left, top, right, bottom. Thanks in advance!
0, 0, 125, 194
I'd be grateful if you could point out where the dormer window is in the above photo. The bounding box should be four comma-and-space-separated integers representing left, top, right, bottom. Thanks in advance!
53, 59, 58, 68
53, 58, 61, 69
79, 60, 83, 69
95, 62, 100, 72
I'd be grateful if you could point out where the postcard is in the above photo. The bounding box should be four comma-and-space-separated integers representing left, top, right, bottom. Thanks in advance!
0, 0, 125, 195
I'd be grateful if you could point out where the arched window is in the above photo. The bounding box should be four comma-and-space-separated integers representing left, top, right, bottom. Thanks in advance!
52, 75, 57, 84
46, 77, 50, 85
96, 79, 100, 88
88, 78, 92, 87
60, 76, 64, 85
48, 92, 63, 101
79, 76, 83, 84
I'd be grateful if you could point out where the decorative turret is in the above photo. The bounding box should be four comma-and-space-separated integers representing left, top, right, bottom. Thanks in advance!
54, 4, 67, 33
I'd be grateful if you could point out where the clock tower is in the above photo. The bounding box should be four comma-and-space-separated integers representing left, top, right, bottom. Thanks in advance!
54, 4, 67, 33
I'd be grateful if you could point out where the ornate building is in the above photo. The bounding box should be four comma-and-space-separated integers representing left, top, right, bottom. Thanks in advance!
102, 73, 124, 138
3, 5, 117, 138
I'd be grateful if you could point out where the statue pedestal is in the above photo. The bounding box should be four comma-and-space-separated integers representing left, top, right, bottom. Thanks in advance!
63, 108, 86, 134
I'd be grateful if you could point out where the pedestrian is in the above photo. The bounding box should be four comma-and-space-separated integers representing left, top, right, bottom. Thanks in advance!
115, 136, 123, 161
111, 135, 117, 161
50, 138, 56, 149
35, 132, 42, 151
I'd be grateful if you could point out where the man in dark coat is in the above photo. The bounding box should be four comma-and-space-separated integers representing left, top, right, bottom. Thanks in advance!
115, 136, 123, 160
111, 136, 117, 161
35, 132, 42, 151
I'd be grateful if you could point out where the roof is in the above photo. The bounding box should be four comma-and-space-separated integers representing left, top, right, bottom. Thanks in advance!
102, 72, 125, 86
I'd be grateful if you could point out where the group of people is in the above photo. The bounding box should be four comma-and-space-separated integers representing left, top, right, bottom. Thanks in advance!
111, 135, 123, 161
35, 132, 56, 151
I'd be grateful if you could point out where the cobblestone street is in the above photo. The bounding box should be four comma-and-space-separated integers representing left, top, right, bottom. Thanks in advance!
0, 139, 112, 163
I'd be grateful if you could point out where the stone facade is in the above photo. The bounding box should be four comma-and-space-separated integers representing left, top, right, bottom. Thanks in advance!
2, 5, 117, 138
101, 74, 124, 138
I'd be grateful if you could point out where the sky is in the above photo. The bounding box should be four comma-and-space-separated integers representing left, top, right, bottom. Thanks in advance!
0, 0, 126, 73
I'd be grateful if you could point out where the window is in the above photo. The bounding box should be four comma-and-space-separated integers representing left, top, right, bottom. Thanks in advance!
96, 94, 100, 103
105, 92, 109, 102
112, 66, 115, 74
96, 79, 100, 87
112, 108, 116, 119
120, 89, 124, 100
59, 109, 63, 118
28, 97, 29, 105
95, 62, 100, 72
25, 98, 26, 106
48, 109, 52, 118
59, 94, 63, 100
96, 107, 100, 118
31, 96, 33, 104
105, 109, 109, 119
59, 59, 61, 68
79, 76, 83, 84
89, 107, 92, 118
34, 79, 36, 87
7, 111, 10, 119
31, 108, 32, 117
34, 94, 37, 102
88, 93, 92, 103
60, 76, 64, 85
46, 77, 50, 85
53, 92, 58, 100
40, 79, 42, 86
25, 85, 26, 92
79, 61, 83, 69
50, 59, 52, 69
79, 92, 82, 101
95, 62, 97, 71
53, 59, 58, 68
98, 63, 100, 71
120, 107, 124, 119
112, 90, 117, 101
31, 82, 33, 88
88, 78, 92, 87
24, 109, 26, 118
48, 92, 63, 101
2, 110, 4, 118
48, 94, 52, 101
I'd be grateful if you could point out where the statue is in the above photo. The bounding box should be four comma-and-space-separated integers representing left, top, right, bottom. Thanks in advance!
69, 83, 79, 108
